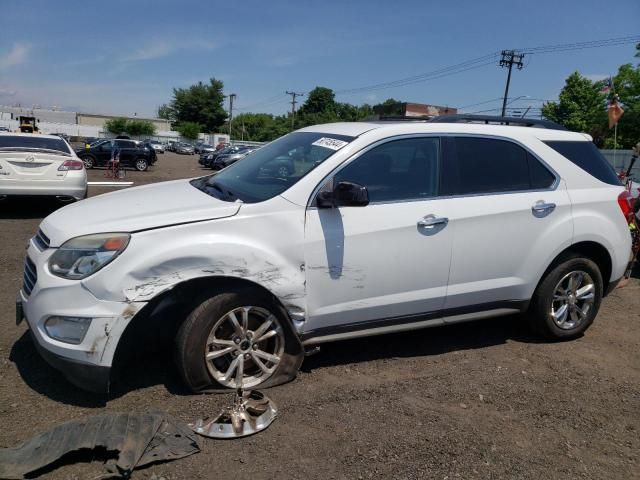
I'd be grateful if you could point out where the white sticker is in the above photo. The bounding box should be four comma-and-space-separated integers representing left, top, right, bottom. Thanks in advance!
311, 137, 349, 151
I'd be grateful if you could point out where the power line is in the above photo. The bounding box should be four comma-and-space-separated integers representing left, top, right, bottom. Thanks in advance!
518, 34, 640, 54
230, 34, 640, 113
332, 33, 639, 97
334, 53, 500, 95
235, 94, 289, 112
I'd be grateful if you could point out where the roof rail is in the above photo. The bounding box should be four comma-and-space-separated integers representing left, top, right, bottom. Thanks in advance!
428, 114, 567, 131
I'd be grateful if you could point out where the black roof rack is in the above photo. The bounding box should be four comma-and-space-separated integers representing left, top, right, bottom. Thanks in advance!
428, 114, 566, 131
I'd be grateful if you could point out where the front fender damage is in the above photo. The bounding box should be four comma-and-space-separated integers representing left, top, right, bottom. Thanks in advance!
121, 256, 306, 324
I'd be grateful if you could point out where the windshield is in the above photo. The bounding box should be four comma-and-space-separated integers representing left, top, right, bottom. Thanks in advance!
191, 131, 355, 203
0, 135, 71, 154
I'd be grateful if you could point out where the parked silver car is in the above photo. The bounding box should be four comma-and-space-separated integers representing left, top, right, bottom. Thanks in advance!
175, 142, 195, 155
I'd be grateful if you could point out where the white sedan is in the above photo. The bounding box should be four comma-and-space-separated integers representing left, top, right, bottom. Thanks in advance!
0, 133, 87, 202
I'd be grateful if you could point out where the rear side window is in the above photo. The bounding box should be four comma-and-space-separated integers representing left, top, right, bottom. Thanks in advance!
441, 137, 554, 195
544, 141, 621, 186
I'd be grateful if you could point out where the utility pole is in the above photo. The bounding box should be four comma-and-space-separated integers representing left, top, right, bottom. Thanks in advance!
286, 91, 304, 130
228, 93, 236, 137
499, 50, 525, 117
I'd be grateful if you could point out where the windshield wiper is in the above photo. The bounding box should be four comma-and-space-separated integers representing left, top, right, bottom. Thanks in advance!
0, 147, 71, 156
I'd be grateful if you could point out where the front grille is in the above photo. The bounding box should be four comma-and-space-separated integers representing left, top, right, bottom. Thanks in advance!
23, 257, 37, 296
33, 229, 50, 251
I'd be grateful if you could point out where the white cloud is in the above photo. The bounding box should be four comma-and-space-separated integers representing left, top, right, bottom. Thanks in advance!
0, 88, 17, 97
584, 73, 609, 82
0, 44, 30, 69
119, 38, 217, 62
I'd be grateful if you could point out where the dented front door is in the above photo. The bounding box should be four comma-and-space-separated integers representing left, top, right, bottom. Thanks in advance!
302, 136, 454, 335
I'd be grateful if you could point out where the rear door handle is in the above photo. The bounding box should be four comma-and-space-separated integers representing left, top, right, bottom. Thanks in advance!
531, 201, 556, 217
418, 215, 449, 228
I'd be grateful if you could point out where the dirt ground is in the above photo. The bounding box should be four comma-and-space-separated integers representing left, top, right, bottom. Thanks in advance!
0, 152, 638, 479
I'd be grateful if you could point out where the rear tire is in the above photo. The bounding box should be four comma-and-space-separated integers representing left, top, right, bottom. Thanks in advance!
528, 255, 603, 340
135, 158, 148, 171
81, 156, 94, 169
175, 286, 303, 392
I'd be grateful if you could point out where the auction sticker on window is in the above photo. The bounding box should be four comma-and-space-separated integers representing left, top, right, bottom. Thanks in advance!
312, 137, 349, 151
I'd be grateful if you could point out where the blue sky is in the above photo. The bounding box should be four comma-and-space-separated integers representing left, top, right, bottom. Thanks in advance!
0, 0, 638, 118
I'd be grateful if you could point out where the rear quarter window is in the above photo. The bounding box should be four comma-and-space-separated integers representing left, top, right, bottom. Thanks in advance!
544, 141, 621, 186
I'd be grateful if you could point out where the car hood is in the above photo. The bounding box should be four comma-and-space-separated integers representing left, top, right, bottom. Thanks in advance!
40, 178, 241, 246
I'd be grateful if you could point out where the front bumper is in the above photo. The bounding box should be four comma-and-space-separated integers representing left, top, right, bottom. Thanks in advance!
30, 329, 111, 392
17, 236, 146, 392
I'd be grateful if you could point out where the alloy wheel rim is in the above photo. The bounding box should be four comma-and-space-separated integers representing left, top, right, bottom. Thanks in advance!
550, 270, 595, 330
204, 306, 284, 388
136, 159, 146, 170
278, 166, 288, 177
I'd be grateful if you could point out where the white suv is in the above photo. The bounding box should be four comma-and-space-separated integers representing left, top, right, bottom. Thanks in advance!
16, 116, 632, 393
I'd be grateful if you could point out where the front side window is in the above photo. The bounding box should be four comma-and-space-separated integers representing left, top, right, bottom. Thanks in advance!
334, 137, 440, 203
441, 137, 554, 195
191, 131, 355, 203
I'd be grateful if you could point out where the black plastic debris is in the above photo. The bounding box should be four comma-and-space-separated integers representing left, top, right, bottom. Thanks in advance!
0, 412, 200, 479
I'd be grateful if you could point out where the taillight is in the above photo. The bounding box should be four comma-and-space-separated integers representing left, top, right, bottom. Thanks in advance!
618, 191, 634, 221
58, 160, 84, 171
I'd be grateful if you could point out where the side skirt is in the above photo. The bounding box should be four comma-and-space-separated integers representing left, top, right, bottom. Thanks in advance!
300, 300, 528, 346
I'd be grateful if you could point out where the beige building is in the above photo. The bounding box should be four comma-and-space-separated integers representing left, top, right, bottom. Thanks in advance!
77, 113, 171, 131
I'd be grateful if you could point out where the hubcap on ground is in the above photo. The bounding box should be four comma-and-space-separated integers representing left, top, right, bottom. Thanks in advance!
205, 306, 284, 388
550, 270, 595, 330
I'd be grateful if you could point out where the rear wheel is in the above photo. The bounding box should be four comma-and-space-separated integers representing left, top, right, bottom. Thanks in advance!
135, 158, 148, 171
175, 287, 302, 391
81, 156, 94, 169
529, 256, 603, 340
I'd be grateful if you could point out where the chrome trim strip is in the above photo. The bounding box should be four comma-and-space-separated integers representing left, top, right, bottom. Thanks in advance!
301, 307, 519, 345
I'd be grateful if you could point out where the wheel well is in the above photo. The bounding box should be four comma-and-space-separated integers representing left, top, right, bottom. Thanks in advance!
111, 276, 296, 375
542, 241, 612, 293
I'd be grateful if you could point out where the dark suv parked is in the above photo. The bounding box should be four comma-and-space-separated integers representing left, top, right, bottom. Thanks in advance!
76, 139, 156, 171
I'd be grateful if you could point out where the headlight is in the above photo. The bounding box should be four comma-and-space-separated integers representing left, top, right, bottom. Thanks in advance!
48, 233, 130, 280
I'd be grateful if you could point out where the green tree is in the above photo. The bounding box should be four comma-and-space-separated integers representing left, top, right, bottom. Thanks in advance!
176, 121, 201, 140
542, 72, 607, 144
170, 78, 227, 132
126, 119, 156, 136
104, 117, 128, 135
298, 87, 336, 115
157, 103, 174, 122
607, 62, 640, 148
104, 117, 156, 136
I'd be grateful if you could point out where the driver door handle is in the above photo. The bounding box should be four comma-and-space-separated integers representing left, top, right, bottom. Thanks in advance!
418, 215, 449, 228
531, 202, 556, 217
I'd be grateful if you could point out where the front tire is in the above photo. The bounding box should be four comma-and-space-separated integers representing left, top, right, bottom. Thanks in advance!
175, 287, 303, 391
528, 256, 603, 340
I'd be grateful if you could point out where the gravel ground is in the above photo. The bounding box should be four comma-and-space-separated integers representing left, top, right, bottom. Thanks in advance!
0, 152, 638, 479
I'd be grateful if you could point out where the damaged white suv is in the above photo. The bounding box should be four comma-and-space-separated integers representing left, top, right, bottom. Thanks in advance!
17, 116, 632, 393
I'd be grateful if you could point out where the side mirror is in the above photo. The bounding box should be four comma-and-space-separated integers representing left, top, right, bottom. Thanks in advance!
335, 181, 369, 207
316, 181, 369, 208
